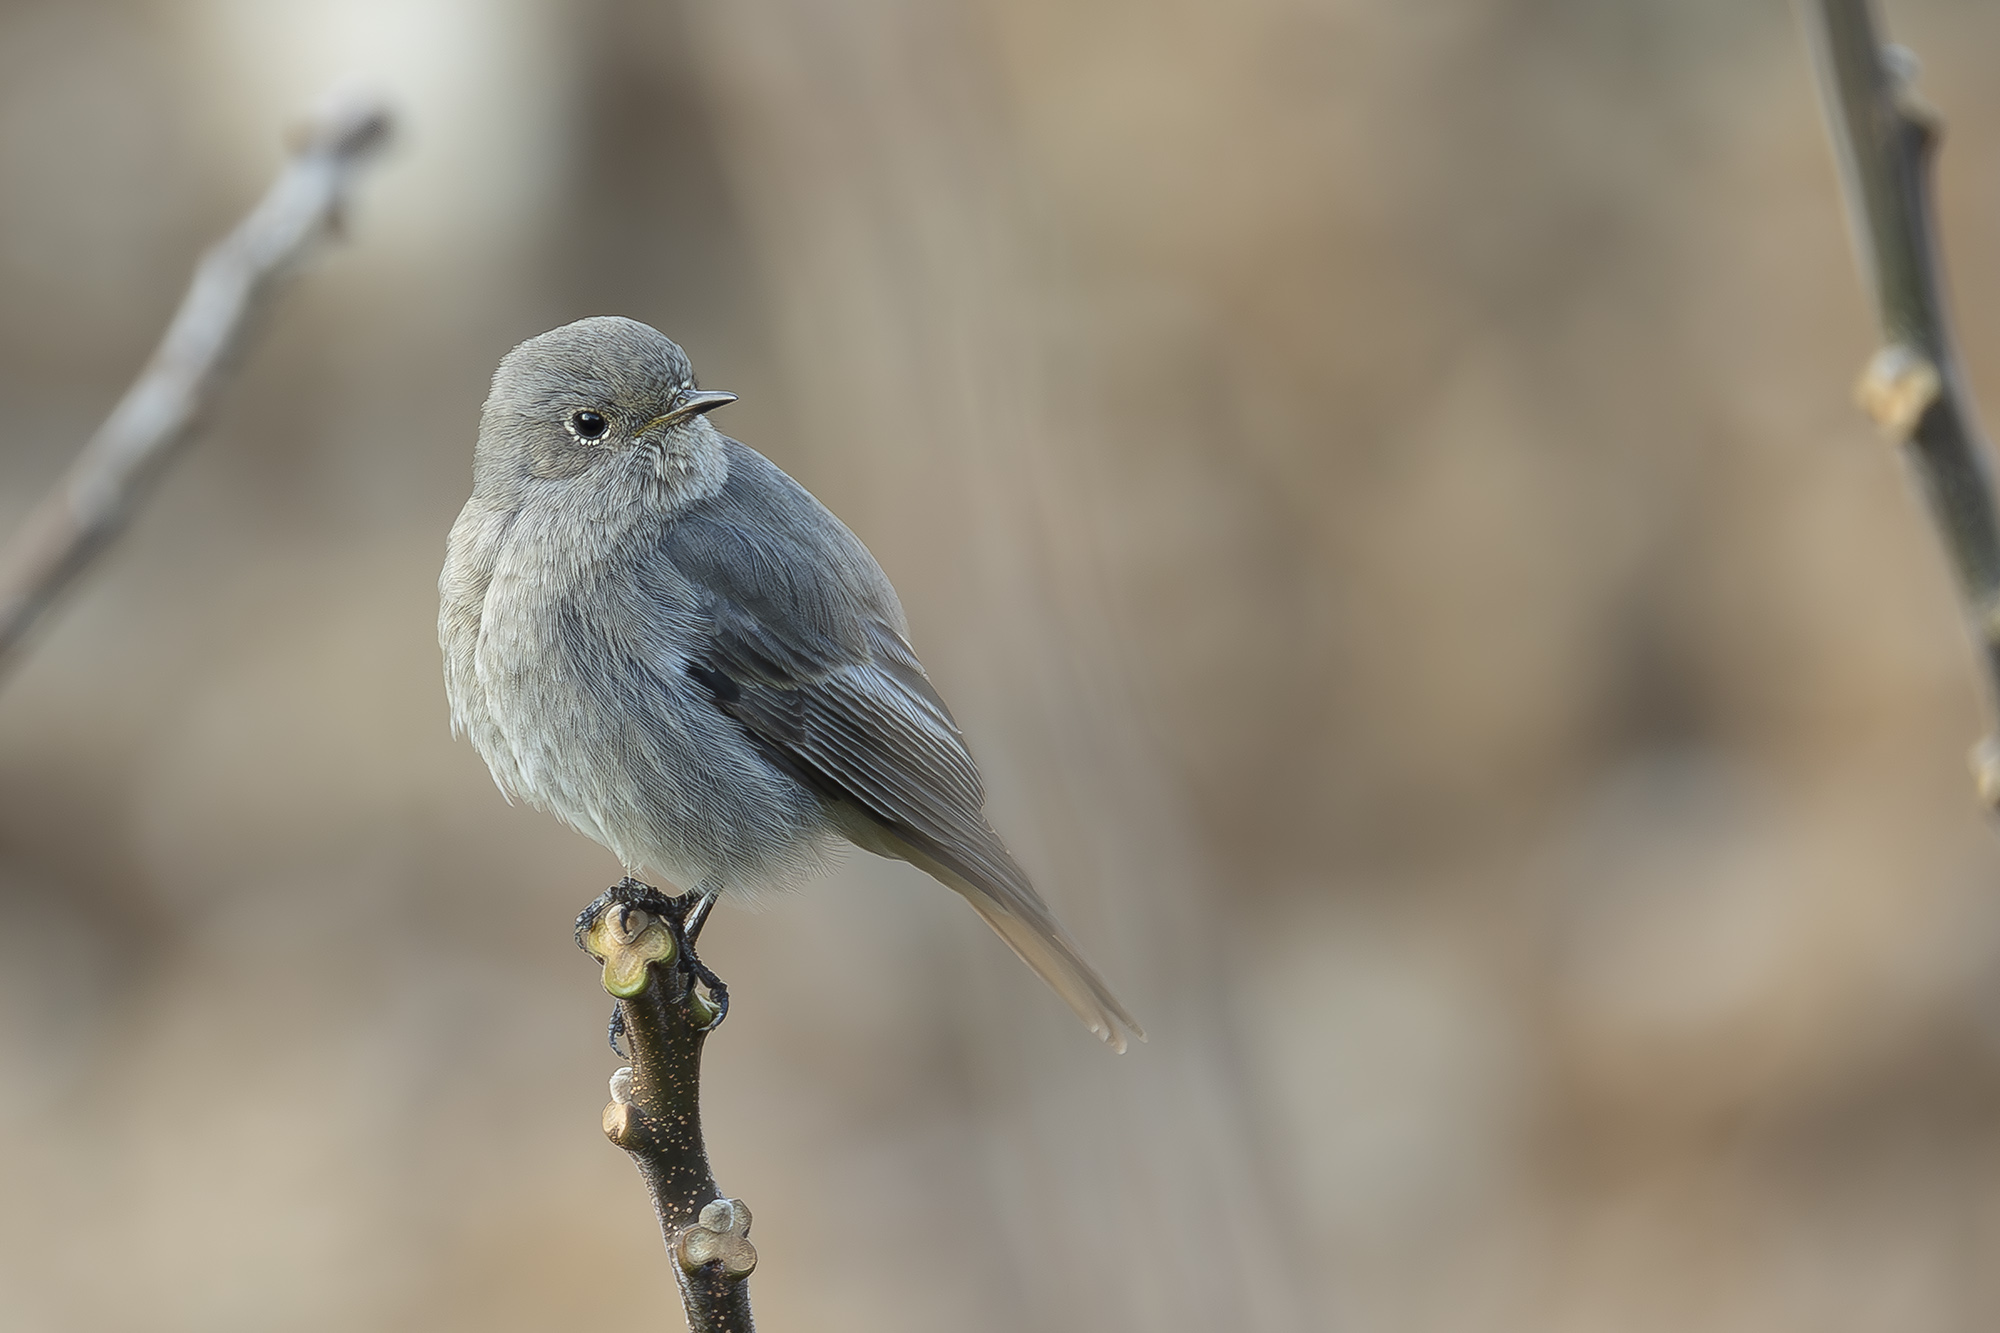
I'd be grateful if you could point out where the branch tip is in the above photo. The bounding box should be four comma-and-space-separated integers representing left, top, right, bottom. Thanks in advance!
0, 84, 395, 677
577, 882, 755, 1329
581, 904, 678, 999
287, 86, 395, 161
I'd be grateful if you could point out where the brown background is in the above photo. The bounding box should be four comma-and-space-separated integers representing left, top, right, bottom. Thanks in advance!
4, 1, 2000, 1329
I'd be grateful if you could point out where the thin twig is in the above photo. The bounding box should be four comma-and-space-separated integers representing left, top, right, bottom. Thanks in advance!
1799, 0, 2000, 804
578, 882, 757, 1333
0, 89, 394, 677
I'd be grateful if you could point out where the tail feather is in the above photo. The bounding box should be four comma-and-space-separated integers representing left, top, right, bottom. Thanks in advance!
843, 812, 1144, 1051
955, 881, 1145, 1053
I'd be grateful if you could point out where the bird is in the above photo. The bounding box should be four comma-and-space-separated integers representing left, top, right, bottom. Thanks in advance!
440, 316, 1141, 1051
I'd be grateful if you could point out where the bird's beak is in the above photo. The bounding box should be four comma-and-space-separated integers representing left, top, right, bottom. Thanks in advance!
644, 390, 738, 433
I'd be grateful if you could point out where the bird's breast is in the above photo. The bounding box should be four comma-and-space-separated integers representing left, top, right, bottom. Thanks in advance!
467, 505, 713, 856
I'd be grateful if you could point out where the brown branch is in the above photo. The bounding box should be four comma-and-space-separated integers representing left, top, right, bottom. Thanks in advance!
0, 88, 394, 677
1798, 0, 2000, 804
578, 883, 756, 1333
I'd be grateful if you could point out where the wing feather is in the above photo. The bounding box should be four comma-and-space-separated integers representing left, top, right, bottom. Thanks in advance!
648, 442, 1141, 1047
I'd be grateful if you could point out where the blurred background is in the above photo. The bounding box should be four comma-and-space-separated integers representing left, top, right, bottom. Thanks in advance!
4, 0, 2000, 1329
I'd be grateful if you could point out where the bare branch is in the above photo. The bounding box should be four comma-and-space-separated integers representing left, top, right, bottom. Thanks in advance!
0, 88, 394, 676
578, 882, 756, 1333
1798, 0, 2000, 804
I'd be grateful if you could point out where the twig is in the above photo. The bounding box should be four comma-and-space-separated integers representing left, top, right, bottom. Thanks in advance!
0, 89, 394, 677
578, 883, 757, 1333
1799, 0, 2000, 804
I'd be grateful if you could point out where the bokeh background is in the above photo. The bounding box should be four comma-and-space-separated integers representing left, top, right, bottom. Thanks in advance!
4, 0, 2000, 1329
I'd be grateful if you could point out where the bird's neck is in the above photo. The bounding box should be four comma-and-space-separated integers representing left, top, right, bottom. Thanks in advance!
650, 417, 729, 509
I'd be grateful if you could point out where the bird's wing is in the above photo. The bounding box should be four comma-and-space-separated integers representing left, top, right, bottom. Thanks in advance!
648, 444, 1142, 1049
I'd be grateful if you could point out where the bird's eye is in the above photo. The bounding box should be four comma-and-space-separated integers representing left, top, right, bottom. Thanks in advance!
569, 410, 608, 440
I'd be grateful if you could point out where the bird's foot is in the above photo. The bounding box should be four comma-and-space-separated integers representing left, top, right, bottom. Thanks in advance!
578, 877, 728, 1037
608, 1005, 629, 1059
682, 950, 729, 1033
576, 876, 682, 949
670, 888, 728, 1032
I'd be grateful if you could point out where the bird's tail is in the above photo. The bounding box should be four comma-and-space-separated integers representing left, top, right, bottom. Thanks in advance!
851, 817, 1144, 1052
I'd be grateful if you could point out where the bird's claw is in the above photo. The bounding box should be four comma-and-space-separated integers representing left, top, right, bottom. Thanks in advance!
685, 959, 729, 1032
579, 878, 729, 1034
608, 1005, 629, 1058
576, 876, 681, 949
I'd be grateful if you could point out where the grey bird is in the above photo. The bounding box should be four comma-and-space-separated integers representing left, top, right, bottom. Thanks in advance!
440, 316, 1141, 1050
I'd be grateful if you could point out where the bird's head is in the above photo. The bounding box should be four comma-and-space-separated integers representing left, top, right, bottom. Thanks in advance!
474, 316, 736, 508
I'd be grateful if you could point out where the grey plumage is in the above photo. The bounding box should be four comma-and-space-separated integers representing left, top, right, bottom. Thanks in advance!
440, 316, 1141, 1050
